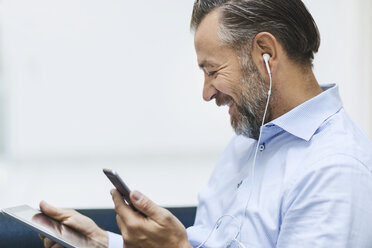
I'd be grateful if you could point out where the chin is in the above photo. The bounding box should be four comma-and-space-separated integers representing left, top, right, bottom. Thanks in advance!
230, 116, 259, 140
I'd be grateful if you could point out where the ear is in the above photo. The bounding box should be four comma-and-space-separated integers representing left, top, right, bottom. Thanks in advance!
251, 32, 280, 76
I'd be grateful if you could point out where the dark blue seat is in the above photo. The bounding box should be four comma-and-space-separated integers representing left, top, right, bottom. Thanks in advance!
0, 207, 196, 248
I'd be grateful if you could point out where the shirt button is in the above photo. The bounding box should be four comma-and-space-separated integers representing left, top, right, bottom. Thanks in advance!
216, 219, 222, 229
237, 180, 243, 189
259, 144, 265, 151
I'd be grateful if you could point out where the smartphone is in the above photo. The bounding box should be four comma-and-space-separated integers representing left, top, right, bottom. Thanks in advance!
103, 168, 143, 215
1, 205, 105, 248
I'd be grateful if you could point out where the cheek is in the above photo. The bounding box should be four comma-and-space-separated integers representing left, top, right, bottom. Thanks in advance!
214, 74, 242, 102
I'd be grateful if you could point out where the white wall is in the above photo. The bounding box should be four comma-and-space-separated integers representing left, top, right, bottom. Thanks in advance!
1, 0, 233, 161
0, 1, 371, 209
0, 0, 232, 209
304, 0, 372, 138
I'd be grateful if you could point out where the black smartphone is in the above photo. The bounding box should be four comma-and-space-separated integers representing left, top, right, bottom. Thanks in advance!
103, 168, 143, 215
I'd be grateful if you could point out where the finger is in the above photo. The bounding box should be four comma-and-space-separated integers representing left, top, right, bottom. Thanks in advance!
111, 189, 139, 225
39, 201, 71, 221
38, 233, 45, 240
43, 237, 56, 248
116, 214, 128, 237
129, 190, 168, 223
51, 243, 64, 248
40, 201, 92, 235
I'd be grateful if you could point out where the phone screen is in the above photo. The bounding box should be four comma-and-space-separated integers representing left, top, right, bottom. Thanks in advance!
2, 205, 105, 248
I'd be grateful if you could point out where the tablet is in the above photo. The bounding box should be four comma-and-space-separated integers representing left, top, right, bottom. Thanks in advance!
1, 205, 105, 248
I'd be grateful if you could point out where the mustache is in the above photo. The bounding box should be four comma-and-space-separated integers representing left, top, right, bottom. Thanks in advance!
215, 93, 234, 107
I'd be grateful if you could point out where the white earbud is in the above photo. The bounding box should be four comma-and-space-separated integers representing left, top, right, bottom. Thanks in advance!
262, 53, 272, 96
263, 53, 271, 75
262, 53, 270, 61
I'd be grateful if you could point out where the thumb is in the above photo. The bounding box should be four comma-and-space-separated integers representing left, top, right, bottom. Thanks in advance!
39, 201, 68, 221
130, 191, 166, 222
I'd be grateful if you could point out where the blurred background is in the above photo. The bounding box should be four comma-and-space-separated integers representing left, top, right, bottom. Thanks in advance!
0, 0, 371, 209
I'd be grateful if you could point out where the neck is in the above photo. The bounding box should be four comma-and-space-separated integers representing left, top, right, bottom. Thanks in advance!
269, 64, 323, 121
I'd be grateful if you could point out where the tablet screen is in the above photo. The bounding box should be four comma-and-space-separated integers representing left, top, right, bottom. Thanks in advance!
2, 205, 105, 248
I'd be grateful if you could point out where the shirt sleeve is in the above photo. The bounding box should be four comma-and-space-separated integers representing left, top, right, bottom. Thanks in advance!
107, 231, 123, 248
277, 155, 372, 248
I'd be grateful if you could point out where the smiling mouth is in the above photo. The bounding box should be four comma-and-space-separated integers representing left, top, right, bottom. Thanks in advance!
216, 98, 233, 107
228, 102, 236, 115
217, 100, 236, 115
220, 101, 232, 107
215, 93, 235, 109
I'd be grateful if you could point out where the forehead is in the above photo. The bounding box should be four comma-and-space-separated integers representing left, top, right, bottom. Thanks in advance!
194, 10, 223, 61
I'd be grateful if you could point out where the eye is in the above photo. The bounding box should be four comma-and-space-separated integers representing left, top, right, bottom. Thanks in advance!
207, 70, 217, 77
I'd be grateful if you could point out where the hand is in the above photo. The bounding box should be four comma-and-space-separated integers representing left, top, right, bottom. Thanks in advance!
38, 201, 109, 248
111, 189, 192, 248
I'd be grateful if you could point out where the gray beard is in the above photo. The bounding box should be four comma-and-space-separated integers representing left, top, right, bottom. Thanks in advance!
230, 57, 269, 140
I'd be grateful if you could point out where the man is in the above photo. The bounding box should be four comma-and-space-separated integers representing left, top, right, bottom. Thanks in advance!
40, 0, 372, 247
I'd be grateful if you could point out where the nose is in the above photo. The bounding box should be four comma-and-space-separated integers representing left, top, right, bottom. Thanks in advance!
202, 77, 218, 101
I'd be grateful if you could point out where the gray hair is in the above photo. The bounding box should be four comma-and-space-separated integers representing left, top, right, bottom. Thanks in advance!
190, 0, 320, 66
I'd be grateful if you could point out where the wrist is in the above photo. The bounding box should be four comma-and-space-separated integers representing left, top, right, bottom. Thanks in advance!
95, 228, 109, 248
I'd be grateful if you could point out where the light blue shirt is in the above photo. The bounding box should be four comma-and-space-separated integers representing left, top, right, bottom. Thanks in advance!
108, 84, 372, 247
187, 84, 372, 247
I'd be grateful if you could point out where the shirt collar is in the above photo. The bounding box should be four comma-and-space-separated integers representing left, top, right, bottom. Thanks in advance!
267, 84, 343, 141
